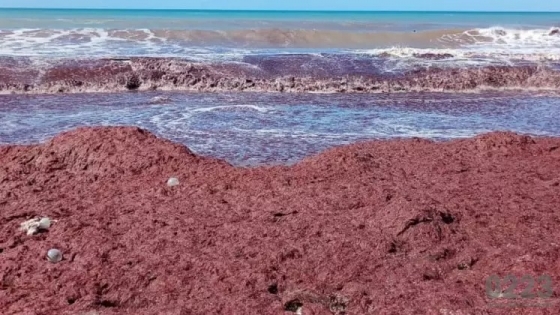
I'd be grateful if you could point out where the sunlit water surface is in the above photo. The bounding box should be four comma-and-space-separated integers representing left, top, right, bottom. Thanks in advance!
1, 92, 559, 165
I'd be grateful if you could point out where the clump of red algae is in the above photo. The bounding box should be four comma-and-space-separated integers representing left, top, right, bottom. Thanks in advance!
3, 57, 560, 94
1, 126, 560, 314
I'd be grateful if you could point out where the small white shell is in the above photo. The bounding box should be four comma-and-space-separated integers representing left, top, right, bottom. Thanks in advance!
20, 218, 40, 235
47, 248, 63, 263
38, 217, 51, 230
20, 218, 39, 231
167, 177, 180, 187
26, 226, 38, 236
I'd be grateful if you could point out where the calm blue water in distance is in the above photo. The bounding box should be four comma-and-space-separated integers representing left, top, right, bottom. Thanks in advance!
0, 9, 559, 29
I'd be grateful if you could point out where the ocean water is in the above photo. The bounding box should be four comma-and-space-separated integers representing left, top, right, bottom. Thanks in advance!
1, 9, 560, 164
1, 9, 560, 61
1, 92, 560, 165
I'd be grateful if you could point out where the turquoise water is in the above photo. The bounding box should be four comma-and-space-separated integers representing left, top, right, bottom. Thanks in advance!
1, 9, 560, 29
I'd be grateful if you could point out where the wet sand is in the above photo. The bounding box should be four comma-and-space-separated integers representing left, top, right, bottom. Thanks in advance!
1, 126, 560, 314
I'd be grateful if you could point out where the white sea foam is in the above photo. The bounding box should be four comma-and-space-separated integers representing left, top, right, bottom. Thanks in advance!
0, 27, 251, 59
461, 27, 560, 48
360, 27, 560, 66
0, 26, 557, 61
192, 105, 271, 113
0, 26, 559, 75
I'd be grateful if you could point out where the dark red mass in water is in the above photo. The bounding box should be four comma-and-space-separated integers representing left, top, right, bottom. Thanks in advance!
2, 57, 560, 94
412, 53, 455, 60
1, 127, 560, 314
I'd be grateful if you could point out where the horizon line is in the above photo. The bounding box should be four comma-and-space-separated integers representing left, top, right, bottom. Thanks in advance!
1, 8, 560, 13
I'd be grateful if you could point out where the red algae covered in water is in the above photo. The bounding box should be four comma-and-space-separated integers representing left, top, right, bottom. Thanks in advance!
2, 57, 560, 94
1, 127, 560, 314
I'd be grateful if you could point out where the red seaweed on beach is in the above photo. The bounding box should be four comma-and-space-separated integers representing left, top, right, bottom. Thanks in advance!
1, 126, 560, 314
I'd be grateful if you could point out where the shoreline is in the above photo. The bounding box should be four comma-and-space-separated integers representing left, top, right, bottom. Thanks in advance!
0, 127, 555, 167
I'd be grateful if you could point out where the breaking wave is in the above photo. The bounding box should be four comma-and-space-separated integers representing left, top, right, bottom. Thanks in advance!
1, 26, 560, 60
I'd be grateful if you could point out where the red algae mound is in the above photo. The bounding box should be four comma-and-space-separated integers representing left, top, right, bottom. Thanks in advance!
1, 127, 560, 315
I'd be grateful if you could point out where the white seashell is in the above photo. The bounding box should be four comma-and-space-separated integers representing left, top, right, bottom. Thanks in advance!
167, 177, 180, 187
47, 248, 63, 263
20, 217, 54, 235
20, 218, 39, 231
38, 217, 51, 230
20, 218, 40, 235
26, 226, 38, 236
